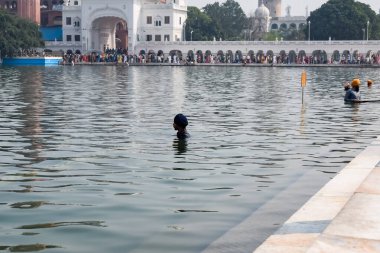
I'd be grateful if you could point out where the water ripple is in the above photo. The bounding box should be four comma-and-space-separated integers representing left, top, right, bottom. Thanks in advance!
1, 66, 380, 253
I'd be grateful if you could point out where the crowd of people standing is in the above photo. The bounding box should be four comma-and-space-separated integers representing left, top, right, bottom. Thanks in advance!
61, 47, 380, 66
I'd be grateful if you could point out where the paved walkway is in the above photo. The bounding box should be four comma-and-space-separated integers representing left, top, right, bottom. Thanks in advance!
253, 136, 380, 253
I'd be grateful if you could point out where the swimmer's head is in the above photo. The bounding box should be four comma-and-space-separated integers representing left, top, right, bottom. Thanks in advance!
351, 79, 361, 89
174, 114, 188, 128
367, 80, 373, 86
344, 82, 351, 90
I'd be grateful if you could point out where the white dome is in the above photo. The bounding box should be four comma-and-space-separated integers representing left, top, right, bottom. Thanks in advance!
255, 4, 270, 18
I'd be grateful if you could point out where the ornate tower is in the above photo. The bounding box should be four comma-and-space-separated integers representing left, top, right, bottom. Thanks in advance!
259, 0, 281, 18
17, 0, 41, 24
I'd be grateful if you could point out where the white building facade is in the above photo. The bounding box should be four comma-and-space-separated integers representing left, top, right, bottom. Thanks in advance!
61, 0, 187, 53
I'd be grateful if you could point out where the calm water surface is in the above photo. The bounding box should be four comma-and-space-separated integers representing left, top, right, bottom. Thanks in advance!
0, 65, 380, 253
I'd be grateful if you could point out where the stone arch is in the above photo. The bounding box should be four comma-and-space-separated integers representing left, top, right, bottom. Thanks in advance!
342, 50, 350, 57
205, 50, 212, 63
256, 50, 265, 63
170, 50, 182, 63
280, 23, 287, 30
312, 50, 327, 64
147, 49, 156, 63
157, 49, 165, 63
196, 50, 203, 63
247, 50, 254, 63
298, 50, 306, 60
342, 50, 350, 63
226, 50, 233, 63
115, 21, 128, 49
288, 50, 297, 63
352, 50, 360, 63
187, 50, 194, 62
86, 7, 130, 51
271, 23, 278, 30
366, 50, 373, 57
332, 50, 340, 63
289, 23, 297, 30
217, 50, 225, 63
266, 50, 274, 63
279, 50, 287, 62
235, 50, 243, 63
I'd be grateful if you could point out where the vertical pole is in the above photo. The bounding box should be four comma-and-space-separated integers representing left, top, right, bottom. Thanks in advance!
367, 21, 369, 41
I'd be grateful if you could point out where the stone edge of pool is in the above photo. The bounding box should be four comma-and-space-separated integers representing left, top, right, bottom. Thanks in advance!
252, 135, 380, 253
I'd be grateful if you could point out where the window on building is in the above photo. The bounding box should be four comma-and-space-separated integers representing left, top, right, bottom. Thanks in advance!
75, 35, 80, 41
155, 16, 162, 26
155, 35, 161, 41
74, 18, 81, 27
74, 1, 79, 5
164, 35, 170, 41
147, 16, 152, 24
11, 1, 17, 10
164, 16, 170, 24
66, 35, 72, 42
66, 17, 71, 25
146, 35, 152, 41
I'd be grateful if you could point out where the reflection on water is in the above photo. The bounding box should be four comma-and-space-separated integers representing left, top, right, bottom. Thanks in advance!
173, 138, 188, 154
1, 244, 61, 252
0, 66, 380, 253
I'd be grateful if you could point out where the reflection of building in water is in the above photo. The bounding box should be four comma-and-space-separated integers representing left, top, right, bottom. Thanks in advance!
17, 70, 45, 163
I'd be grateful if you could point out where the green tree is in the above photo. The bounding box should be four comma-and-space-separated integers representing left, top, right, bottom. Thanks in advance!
185, 6, 220, 41
0, 9, 43, 57
204, 0, 247, 40
307, 0, 379, 40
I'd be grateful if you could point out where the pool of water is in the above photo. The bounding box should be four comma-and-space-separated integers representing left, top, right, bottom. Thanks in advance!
1, 65, 380, 253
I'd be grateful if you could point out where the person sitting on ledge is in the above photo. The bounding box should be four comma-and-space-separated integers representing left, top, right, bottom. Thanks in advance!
173, 113, 190, 139
344, 79, 361, 103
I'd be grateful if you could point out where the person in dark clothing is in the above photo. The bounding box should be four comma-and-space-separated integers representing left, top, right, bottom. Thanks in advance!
344, 79, 361, 102
173, 113, 190, 139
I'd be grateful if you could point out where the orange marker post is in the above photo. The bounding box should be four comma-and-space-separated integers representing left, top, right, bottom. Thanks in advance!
301, 71, 307, 104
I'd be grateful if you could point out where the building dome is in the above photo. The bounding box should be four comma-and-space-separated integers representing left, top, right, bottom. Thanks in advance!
255, 3, 270, 18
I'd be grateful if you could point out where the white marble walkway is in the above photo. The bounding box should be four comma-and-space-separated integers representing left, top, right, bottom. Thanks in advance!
253, 136, 380, 253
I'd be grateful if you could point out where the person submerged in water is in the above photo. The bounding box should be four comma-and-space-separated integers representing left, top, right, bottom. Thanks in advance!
344, 79, 361, 103
173, 113, 190, 139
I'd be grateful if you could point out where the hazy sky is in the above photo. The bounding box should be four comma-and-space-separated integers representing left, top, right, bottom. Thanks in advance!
187, 0, 380, 16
